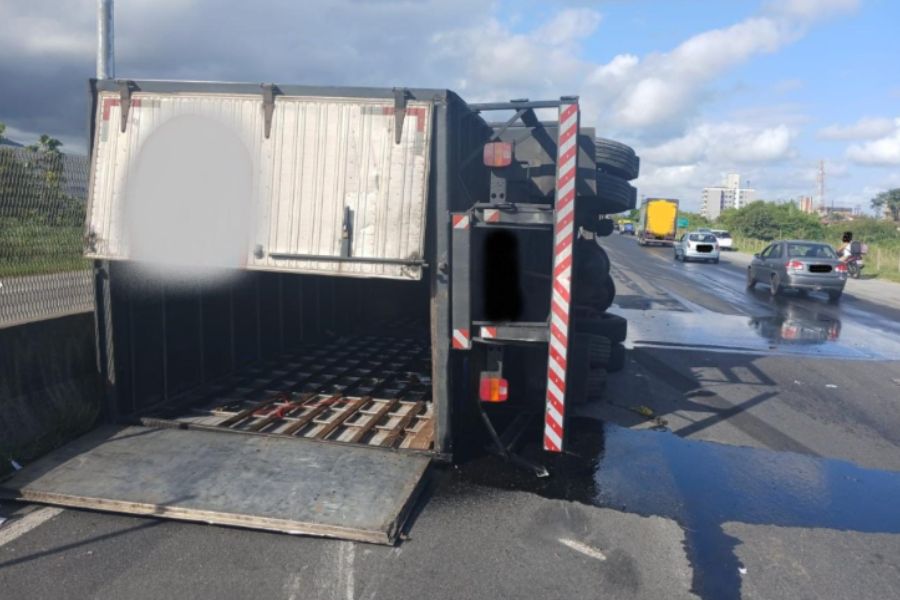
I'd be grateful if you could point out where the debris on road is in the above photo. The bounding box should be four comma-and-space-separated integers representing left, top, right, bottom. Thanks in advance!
558, 537, 608, 561
613, 404, 670, 429
634, 405, 655, 418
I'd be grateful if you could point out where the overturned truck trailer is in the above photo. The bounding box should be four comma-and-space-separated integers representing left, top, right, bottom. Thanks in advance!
0, 79, 637, 543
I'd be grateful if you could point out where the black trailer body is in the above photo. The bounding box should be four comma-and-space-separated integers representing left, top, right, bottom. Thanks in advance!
1, 81, 608, 542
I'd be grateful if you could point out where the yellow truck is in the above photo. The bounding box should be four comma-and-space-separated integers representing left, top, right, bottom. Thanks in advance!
637, 198, 679, 246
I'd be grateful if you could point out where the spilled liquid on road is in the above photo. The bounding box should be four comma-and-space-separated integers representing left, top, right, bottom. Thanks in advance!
617, 306, 900, 360
454, 417, 900, 600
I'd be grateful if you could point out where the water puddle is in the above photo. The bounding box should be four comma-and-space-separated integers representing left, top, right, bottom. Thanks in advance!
454, 418, 900, 599
615, 307, 900, 359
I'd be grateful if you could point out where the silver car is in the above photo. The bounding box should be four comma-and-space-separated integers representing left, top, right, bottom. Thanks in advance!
747, 240, 847, 301
674, 232, 720, 263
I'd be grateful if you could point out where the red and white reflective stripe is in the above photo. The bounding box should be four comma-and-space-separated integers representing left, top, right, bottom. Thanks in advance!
484, 209, 501, 223
480, 326, 497, 339
544, 100, 579, 453
452, 328, 471, 350
452, 214, 470, 230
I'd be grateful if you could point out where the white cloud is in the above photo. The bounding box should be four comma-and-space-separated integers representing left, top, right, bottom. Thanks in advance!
765, 0, 861, 20
642, 123, 795, 166
819, 117, 898, 140
846, 122, 900, 166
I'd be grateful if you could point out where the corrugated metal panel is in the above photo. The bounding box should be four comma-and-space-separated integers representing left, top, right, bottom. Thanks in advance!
85, 91, 433, 280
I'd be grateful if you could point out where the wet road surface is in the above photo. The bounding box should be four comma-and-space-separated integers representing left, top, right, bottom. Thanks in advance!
582, 234, 900, 598
3, 233, 900, 599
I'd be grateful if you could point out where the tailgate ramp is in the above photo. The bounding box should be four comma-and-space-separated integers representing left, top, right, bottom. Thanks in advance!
0, 425, 429, 544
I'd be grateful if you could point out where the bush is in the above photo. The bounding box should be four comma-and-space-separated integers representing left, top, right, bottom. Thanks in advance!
718, 201, 824, 241
824, 218, 900, 249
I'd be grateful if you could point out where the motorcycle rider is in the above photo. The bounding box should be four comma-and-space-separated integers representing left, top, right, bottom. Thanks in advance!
837, 231, 854, 263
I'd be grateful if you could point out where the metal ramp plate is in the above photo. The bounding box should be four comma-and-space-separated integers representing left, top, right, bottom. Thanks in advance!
0, 425, 430, 544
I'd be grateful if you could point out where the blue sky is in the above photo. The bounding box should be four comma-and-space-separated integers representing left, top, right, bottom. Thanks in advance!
1, 0, 898, 212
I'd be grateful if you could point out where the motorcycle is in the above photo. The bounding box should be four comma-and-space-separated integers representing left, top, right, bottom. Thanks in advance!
846, 253, 864, 279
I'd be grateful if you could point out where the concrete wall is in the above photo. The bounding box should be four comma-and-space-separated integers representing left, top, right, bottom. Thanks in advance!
0, 312, 101, 475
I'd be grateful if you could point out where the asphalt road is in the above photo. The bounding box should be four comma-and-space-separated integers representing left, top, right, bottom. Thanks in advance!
3, 234, 900, 600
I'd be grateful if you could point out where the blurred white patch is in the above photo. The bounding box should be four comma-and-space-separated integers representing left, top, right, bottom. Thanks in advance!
124, 114, 253, 284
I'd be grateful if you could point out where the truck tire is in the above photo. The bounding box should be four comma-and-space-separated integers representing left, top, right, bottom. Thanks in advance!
595, 171, 637, 214
586, 369, 607, 402
573, 312, 627, 343
576, 237, 611, 281
575, 274, 616, 314
595, 138, 640, 181
587, 335, 612, 368
606, 343, 626, 373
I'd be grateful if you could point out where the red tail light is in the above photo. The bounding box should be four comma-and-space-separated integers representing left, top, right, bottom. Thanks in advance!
479, 373, 509, 402
786, 260, 804, 271
835, 263, 848, 273
782, 324, 799, 340
483, 142, 513, 167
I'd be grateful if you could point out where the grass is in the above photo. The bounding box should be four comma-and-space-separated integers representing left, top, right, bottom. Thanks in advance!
731, 235, 900, 283
731, 236, 769, 255
0, 220, 90, 278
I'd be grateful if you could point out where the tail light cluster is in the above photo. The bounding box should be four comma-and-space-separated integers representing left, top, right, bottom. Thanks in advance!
835, 263, 848, 274
479, 372, 509, 402
483, 142, 513, 168
786, 260, 805, 271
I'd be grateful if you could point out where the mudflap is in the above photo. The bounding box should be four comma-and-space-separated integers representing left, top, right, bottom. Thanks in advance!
0, 425, 430, 545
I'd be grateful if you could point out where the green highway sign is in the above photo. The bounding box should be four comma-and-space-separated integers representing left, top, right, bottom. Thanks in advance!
676, 217, 689, 228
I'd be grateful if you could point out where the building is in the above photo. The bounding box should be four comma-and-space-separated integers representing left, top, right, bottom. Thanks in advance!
799, 196, 815, 214
819, 205, 858, 221
701, 173, 755, 220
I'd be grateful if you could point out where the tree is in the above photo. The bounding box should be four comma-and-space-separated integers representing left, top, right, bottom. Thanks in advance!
678, 211, 711, 231
718, 201, 824, 241
27, 134, 63, 156
871, 189, 900, 222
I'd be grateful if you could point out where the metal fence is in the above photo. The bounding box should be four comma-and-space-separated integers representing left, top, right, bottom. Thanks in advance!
0, 146, 94, 328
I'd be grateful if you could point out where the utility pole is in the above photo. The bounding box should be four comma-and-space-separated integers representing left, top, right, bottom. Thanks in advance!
97, 0, 115, 79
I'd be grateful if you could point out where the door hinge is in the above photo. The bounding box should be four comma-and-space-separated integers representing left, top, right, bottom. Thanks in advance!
118, 80, 137, 133
261, 83, 280, 139
393, 87, 411, 144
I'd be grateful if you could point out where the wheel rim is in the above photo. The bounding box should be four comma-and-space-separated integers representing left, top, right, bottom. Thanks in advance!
770, 276, 778, 295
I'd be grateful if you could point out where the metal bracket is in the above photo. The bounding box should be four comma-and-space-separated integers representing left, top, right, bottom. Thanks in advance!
340, 206, 353, 258
393, 87, 411, 144
475, 398, 549, 478
118, 80, 136, 133
261, 83, 279, 139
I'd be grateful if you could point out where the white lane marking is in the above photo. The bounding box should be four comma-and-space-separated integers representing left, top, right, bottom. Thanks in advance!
0, 507, 63, 547
558, 537, 607, 561
360, 547, 402, 600
284, 571, 304, 600
339, 541, 355, 600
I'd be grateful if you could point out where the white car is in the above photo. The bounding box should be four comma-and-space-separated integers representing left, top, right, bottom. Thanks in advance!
674, 232, 720, 263
711, 229, 733, 250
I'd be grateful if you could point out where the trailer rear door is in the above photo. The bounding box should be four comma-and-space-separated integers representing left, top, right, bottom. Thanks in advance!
0, 425, 429, 544
85, 86, 433, 280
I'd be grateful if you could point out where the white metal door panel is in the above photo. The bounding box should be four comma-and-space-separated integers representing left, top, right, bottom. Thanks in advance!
85, 91, 432, 280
